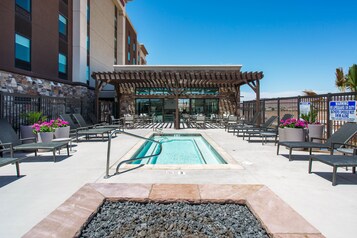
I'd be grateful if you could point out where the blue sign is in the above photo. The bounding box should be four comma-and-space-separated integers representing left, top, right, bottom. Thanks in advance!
329, 101, 356, 122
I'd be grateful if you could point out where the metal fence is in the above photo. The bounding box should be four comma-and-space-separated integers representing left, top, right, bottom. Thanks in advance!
0, 92, 94, 132
242, 92, 357, 139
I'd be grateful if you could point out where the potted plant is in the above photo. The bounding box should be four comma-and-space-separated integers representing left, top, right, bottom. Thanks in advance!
280, 118, 307, 148
53, 118, 70, 139
32, 121, 55, 143
278, 120, 287, 142
300, 106, 324, 143
20, 112, 47, 143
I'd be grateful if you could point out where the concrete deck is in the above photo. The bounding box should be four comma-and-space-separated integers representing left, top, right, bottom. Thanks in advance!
0, 129, 356, 238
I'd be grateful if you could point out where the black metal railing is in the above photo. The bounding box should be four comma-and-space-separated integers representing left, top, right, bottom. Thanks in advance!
0, 92, 94, 132
242, 92, 357, 140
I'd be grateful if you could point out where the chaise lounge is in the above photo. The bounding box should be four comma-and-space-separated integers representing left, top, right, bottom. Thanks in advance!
60, 114, 113, 142
0, 119, 69, 162
277, 122, 357, 161
309, 148, 357, 186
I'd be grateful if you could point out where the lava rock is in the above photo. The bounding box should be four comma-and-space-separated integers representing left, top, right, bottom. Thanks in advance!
79, 201, 269, 238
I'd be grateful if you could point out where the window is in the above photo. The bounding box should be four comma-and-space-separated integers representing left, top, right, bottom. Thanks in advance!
15, 34, 31, 70
133, 43, 136, 52
127, 52, 130, 62
58, 14, 67, 36
16, 0, 31, 12
133, 58, 136, 65
58, 53, 67, 78
128, 35, 131, 45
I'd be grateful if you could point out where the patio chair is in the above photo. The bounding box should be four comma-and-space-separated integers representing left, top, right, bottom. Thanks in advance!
195, 115, 206, 129
239, 116, 278, 138
308, 147, 357, 186
0, 119, 69, 162
277, 122, 357, 161
124, 115, 135, 129
60, 114, 112, 142
73, 113, 121, 130
232, 112, 261, 135
279, 113, 294, 122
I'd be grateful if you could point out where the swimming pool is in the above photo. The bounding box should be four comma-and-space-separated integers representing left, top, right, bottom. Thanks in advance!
131, 134, 226, 165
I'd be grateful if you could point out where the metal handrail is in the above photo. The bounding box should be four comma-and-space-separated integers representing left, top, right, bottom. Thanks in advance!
104, 129, 162, 178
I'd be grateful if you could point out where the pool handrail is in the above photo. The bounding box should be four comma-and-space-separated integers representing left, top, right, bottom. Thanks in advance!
105, 129, 163, 178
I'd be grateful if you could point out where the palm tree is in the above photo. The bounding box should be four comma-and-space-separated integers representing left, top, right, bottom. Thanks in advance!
346, 64, 357, 92
335, 67, 346, 92
335, 64, 357, 92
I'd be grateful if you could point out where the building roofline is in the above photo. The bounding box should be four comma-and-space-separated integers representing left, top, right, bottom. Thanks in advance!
139, 44, 149, 55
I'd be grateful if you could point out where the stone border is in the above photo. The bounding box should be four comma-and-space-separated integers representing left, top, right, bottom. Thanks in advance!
23, 183, 324, 238
117, 131, 243, 171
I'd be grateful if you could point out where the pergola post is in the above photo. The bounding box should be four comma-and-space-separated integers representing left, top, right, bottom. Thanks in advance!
175, 94, 180, 129
114, 85, 121, 118
255, 79, 261, 126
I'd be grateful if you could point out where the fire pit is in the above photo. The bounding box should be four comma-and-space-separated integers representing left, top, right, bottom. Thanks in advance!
80, 201, 268, 238
23, 183, 325, 238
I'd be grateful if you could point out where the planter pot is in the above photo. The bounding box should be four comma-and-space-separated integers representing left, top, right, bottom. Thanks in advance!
278, 128, 286, 142
308, 124, 324, 143
284, 128, 306, 151
54, 126, 70, 139
37, 132, 54, 143
20, 125, 36, 144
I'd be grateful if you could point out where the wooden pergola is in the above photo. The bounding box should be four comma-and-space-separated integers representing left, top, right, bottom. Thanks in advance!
92, 65, 264, 129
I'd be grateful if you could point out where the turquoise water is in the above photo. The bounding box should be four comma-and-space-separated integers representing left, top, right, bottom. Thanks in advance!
131, 134, 226, 165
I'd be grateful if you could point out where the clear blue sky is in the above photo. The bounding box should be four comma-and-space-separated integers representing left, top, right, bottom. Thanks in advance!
126, 0, 357, 100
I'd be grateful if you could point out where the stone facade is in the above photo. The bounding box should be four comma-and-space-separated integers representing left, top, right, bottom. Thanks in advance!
0, 70, 94, 99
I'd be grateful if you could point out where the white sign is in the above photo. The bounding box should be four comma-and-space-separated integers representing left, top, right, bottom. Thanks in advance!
329, 101, 357, 122
299, 102, 311, 116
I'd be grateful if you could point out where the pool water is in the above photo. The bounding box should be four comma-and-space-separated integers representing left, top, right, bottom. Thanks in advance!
131, 134, 226, 165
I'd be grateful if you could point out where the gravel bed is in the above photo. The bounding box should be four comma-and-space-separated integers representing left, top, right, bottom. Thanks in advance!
79, 201, 269, 238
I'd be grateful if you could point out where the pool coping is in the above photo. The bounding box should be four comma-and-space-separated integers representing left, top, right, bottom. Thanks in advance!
118, 131, 243, 170
23, 183, 325, 238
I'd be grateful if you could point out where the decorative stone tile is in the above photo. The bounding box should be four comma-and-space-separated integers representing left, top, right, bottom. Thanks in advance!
23, 184, 105, 238
199, 184, 263, 203
89, 183, 151, 202
149, 184, 200, 202
246, 186, 321, 236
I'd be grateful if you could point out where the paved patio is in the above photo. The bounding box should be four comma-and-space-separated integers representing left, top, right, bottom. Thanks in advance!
0, 129, 356, 238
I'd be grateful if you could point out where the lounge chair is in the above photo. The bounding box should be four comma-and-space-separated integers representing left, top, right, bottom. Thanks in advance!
60, 114, 112, 142
277, 122, 357, 161
231, 112, 261, 135
0, 119, 69, 162
309, 152, 357, 186
239, 116, 278, 138
73, 113, 121, 130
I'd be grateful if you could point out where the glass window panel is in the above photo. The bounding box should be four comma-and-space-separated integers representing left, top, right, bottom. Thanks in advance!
59, 14, 67, 35
128, 35, 131, 45
191, 99, 205, 114
133, 58, 136, 65
16, 0, 31, 12
136, 99, 150, 115
205, 99, 219, 115
128, 52, 130, 61
58, 53, 67, 73
15, 34, 30, 62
